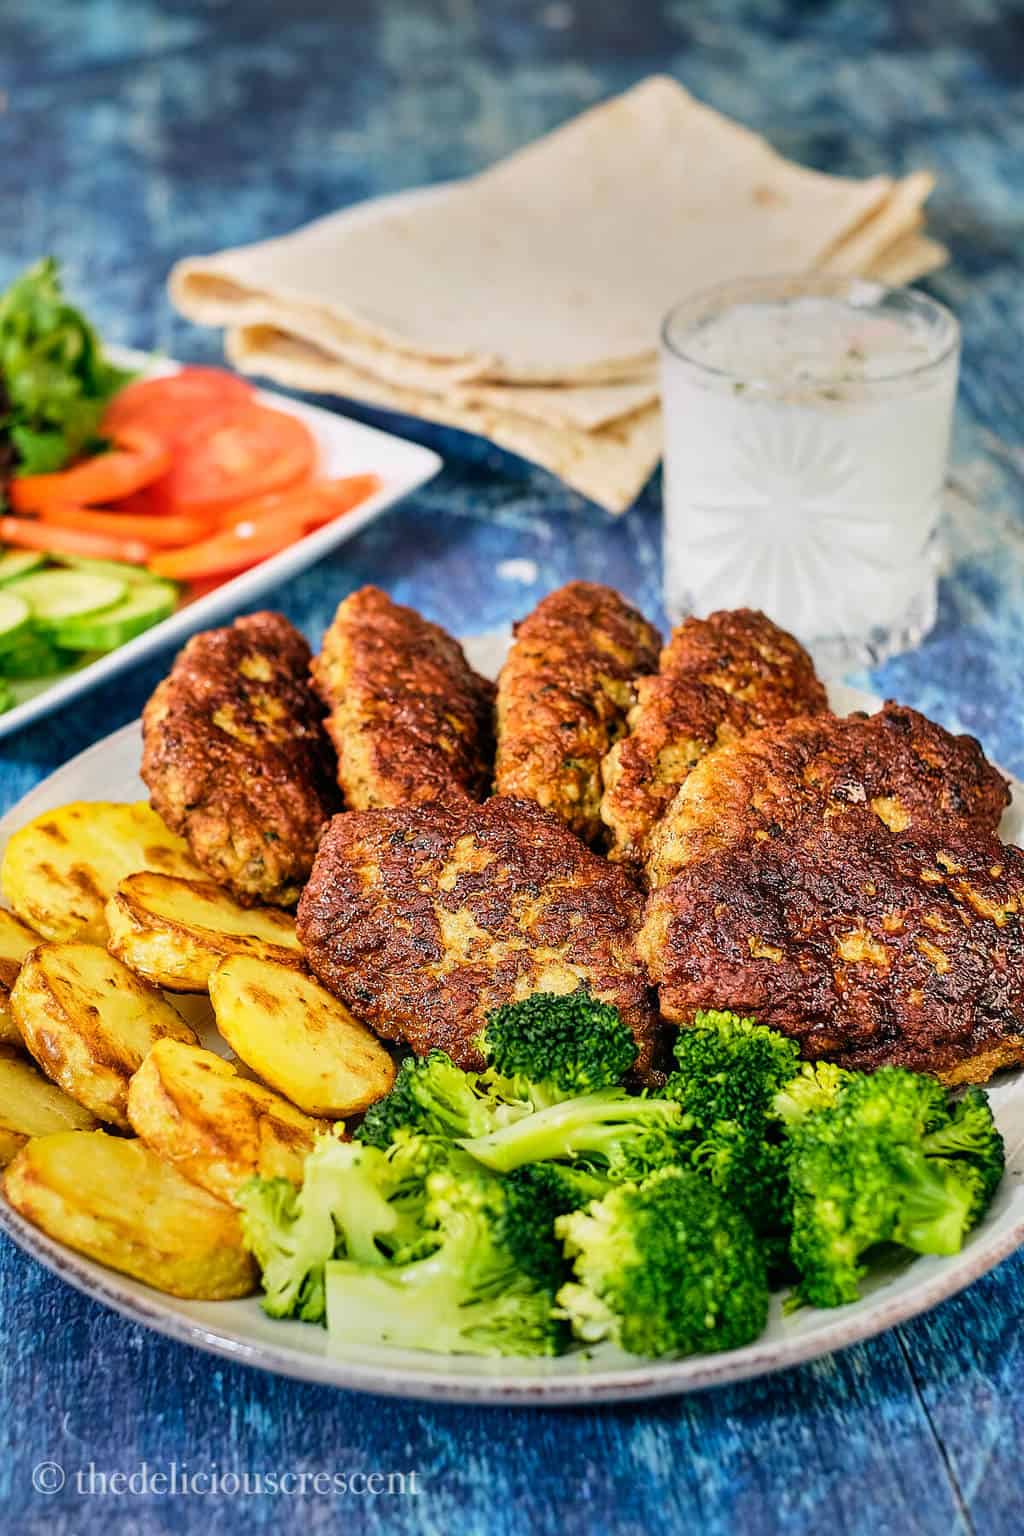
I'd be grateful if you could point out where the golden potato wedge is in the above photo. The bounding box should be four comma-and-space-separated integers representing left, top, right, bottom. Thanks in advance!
210, 955, 396, 1117
106, 872, 304, 992
0, 908, 42, 1047
0, 1046, 97, 1166
4, 1130, 256, 1299
11, 943, 198, 1129
1, 801, 202, 944
128, 1038, 327, 1202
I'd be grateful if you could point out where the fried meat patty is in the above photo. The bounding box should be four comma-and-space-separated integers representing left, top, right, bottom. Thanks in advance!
311, 586, 495, 810
646, 703, 1010, 891
495, 582, 660, 843
601, 609, 827, 866
296, 795, 657, 1072
640, 807, 1024, 1083
142, 612, 338, 907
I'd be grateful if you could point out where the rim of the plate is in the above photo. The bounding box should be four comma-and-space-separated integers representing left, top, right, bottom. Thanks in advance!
2, 1189, 1023, 1405
1, 700, 1023, 1404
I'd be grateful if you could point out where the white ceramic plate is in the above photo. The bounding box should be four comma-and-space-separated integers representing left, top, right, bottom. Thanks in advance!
1, 668, 1022, 1404
0, 345, 442, 740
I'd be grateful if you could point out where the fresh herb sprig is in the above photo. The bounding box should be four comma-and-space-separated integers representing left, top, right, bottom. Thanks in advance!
0, 257, 134, 482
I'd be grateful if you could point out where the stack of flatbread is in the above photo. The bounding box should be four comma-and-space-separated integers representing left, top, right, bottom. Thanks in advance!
170, 76, 946, 512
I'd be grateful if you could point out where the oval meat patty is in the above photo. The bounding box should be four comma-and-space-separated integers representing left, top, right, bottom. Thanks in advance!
296, 795, 657, 1075
495, 581, 661, 844
646, 703, 1010, 890
640, 806, 1024, 1084
311, 585, 495, 809
601, 608, 827, 867
141, 612, 338, 907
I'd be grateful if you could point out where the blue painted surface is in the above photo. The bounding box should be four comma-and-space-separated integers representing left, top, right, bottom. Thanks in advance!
2, 1, 1024, 1531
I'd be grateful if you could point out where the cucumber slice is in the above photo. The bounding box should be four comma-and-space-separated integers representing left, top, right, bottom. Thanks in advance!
0, 677, 12, 714
51, 554, 172, 589
47, 581, 177, 652
0, 551, 46, 585
6, 569, 125, 623
0, 634, 67, 679
0, 591, 31, 652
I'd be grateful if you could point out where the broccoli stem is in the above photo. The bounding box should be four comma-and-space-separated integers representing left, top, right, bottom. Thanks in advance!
459, 1092, 682, 1173
324, 1253, 557, 1357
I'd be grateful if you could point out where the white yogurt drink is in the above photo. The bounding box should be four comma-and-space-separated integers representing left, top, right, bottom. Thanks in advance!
660, 277, 960, 673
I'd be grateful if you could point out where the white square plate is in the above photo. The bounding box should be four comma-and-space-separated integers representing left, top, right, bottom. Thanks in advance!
0, 346, 442, 740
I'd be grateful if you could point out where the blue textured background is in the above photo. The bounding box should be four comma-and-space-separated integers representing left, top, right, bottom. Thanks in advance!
2, 2, 1024, 1531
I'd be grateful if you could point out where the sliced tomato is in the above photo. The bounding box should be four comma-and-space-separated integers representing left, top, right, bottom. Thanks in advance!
10, 427, 172, 513
148, 522, 294, 582
213, 475, 381, 532
152, 402, 317, 517
103, 367, 255, 443
147, 475, 382, 584
0, 517, 153, 565
37, 502, 210, 548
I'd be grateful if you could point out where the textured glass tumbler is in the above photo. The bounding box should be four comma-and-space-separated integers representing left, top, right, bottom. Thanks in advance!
660, 275, 960, 675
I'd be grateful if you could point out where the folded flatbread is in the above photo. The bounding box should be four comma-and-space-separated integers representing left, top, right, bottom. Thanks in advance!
869, 231, 948, 286
174, 75, 947, 511
819, 171, 936, 275
226, 327, 662, 512
174, 76, 910, 384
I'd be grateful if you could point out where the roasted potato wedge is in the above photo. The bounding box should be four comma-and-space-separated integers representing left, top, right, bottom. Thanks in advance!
127, 1038, 327, 1203
210, 955, 396, 1116
4, 1130, 256, 1299
11, 943, 198, 1129
0, 1046, 97, 1165
0, 908, 42, 1047
106, 872, 304, 992
1, 801, 202, 944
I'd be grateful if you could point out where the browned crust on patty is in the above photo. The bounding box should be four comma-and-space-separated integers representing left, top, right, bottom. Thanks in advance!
495, 582, 661, 844
296, 795, 657, 1072
601, 609, 827, 867
141, 612, 338, 907
646, 703, 1010, 890
640, 807, 1024, 1083
311, 586, 495, 810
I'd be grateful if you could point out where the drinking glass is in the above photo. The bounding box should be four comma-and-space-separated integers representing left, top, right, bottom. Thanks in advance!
660, 275, 960, 674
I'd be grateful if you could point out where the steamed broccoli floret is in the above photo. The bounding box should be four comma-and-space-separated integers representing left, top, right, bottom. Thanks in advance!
356, 1049, 525, 1150
554, 1167, 770, 1357
662, 1010, 804, 1267
477, 988, 638, 1108
237, 1173, 332, 1323
358, 992, 641, 1154
665, 1010, 803, 1122
325, 1161, 567, 1357
503, 1161, 612, 1280
360, 1001, 681, 1179
459, 1090, 685, 1177
787, 1069, 1004, 1309
771, 1061, 852, 1131
238, 1131, 456, 1320
921, 1086, 1005, 1215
